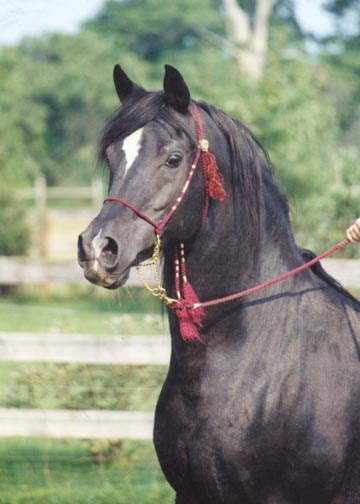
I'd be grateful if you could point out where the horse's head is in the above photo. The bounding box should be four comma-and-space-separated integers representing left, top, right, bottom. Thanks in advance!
78, 65, 216, 289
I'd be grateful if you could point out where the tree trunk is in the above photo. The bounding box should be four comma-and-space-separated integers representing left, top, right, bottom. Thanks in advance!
222, 0, 276, 79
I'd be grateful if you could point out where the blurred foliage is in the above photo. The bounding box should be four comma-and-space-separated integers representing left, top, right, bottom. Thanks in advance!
324, 0, 360, 16
0, 188, 29, 255
3, 363, 166, 411
0, 0, 359, 253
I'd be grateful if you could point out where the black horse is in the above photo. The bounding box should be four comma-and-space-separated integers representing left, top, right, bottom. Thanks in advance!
78, 65, 360, 503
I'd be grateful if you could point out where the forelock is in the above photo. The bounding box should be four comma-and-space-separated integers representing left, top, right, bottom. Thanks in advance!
98, 91, 194, 164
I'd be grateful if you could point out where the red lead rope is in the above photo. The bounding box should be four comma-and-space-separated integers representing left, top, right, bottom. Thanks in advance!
168, 238, 350, 344
190, 239, 350, 310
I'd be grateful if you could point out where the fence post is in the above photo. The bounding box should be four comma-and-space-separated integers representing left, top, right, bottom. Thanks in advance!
35, 174, 47, 258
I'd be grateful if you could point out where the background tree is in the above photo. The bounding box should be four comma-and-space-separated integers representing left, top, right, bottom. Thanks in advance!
0, 0, 359, 255
222, 0, 276, 79
315, 0, 360, 250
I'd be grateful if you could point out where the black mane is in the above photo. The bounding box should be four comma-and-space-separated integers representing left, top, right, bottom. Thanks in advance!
197, 101, 290, 244
197, 103, 359, 306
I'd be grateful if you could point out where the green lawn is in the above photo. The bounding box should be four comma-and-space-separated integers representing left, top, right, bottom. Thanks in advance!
0, 438, 174, 504
0, 286, 168, 336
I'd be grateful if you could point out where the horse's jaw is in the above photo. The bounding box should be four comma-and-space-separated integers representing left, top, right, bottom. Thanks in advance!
81, 259, 131, 289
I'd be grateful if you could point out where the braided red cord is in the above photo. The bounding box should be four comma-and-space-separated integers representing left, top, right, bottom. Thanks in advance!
174, 246, 181, 298
193, 102, 204, 144
158, 147, 202, 232
105, 196, 161, 234
193, 239, 350, 310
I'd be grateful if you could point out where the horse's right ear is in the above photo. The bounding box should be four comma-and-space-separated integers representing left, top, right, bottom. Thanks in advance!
163, 65, 191, 114
113, 64, 143, 103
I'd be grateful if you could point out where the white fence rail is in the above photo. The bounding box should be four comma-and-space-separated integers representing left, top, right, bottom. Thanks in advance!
0, 257, 360, 287
0, 409, 154, 439
16, 176, 103, 206
0, 332, 170, 365
0, 333, 168, 439
322, 259, 360, 288
0, 257, 146, 285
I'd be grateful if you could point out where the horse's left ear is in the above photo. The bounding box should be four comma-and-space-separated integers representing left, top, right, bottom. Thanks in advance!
113, 64, 144, 103
163, 65, 191, 114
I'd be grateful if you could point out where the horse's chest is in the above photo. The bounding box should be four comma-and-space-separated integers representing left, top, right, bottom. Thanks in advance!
154, 369, 355, 503
154, 385, 276, 500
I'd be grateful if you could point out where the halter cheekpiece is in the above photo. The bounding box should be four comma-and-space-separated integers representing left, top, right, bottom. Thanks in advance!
104, 102, 227, 343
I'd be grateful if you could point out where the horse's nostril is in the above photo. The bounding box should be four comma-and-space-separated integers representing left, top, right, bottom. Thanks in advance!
78, 233, 91, 264
100, 237, 119, 268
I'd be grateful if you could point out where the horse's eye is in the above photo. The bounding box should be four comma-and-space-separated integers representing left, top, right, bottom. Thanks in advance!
166, 152, 183, 168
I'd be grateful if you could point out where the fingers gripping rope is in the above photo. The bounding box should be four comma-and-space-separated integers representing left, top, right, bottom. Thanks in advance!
347, 218, 360, 244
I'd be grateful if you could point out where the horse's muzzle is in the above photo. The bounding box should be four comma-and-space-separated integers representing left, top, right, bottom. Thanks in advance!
77, 229, 124, 287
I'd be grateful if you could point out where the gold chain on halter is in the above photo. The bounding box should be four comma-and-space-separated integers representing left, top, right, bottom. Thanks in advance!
135, 234, 177, 305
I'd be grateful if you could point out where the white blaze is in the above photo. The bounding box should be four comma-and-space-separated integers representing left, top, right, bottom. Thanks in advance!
92, 229, 104, 259
122, 128, 144, 174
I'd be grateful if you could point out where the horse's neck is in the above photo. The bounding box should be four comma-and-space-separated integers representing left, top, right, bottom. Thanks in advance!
179, 201, 298, 301
163, 191, 304, 360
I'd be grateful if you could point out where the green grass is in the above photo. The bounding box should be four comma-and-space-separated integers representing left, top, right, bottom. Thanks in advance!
0, 438, 174, 504
0, 286, 169, 336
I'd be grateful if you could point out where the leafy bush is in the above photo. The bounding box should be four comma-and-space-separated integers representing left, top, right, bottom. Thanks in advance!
2, 362, 169, 468
0, 190, 29, 255
3, 363, 166, 411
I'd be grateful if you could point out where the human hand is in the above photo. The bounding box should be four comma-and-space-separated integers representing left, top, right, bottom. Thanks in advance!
347, 218, 360, 243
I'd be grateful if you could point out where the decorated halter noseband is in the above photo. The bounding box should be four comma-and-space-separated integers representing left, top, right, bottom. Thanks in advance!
104, 102, 227, 343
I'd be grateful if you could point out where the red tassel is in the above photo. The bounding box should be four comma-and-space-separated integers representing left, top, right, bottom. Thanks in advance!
202, 151, 227, 202
183, 281, 205, 327
172, 299, 204, 344
176, 306, 204, 343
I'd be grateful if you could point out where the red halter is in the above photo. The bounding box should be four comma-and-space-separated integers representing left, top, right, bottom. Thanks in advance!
104, 102, 226, 236
102, 102, 351, 343
104, 102, 227, 343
